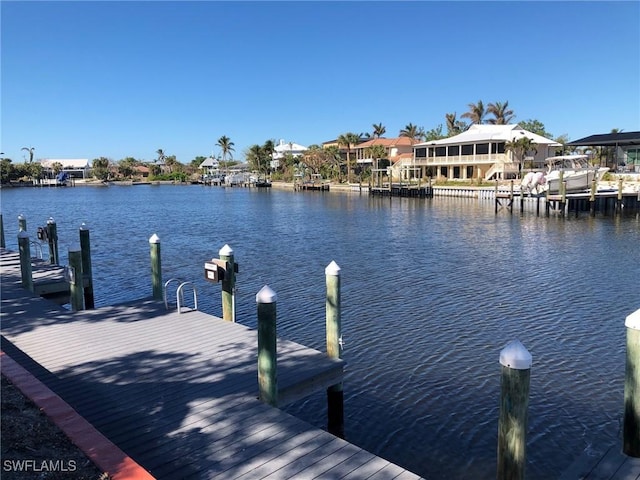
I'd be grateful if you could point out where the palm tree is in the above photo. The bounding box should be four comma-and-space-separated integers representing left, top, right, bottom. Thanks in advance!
487, 101, 515, 125
445, 113, 468, 137
399, 123, 426, 142
372, 123, 386, 138
505, 136, 537, 178
461, 100, 486, 124
261, 139, 275, 177
21, 147, 35, 163
216, 135, 235, 174
155, 149, 166, 164
337, 132, 360, 182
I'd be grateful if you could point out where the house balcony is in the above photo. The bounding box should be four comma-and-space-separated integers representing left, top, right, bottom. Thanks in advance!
412, 153, 512, 166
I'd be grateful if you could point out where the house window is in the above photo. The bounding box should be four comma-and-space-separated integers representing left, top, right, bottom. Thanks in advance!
453, 166, 460, 178
415, 148, 426, 158
491, 142, 506, 154
476, 143, 489, 155
467, 166, 474, 178
448, 146, 460, 156
461, 145, 473, 155
435, 147, 447, 157
440, 166, 448, 177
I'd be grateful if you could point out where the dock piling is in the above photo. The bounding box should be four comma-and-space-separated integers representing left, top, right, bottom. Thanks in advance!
46, 217, 59, 265
617, 178, 624, 214
219, 244, 236, 322
497, 340, 532, 480
256, 285, 277, 407
79, 223, 94, 309
326, 260, 344, 438
18, 214, 27, 232
590, 179, 596, 217
624, 308, 640, 457
0, 214, 5, 248
17, 231, 34, 292
68, 245, 85, 311
149, 234, 162, 300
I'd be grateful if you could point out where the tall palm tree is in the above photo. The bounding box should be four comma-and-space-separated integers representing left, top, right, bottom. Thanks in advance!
505, 136, 537, 178
399, 123, 426, 142
337, 132, 360, 182
487, 101, 515, 125
216, 135, 235, 174
445, 113, 468, 137
372, 123, 386, 138
155, 149, 166, 164
461, 100, 486, 125
21, 147, 35, 163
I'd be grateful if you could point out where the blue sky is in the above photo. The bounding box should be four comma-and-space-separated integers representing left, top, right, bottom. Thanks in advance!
2, 1, 639, 164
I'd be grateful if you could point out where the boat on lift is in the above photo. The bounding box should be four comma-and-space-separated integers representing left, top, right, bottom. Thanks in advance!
544, 154, 609, 194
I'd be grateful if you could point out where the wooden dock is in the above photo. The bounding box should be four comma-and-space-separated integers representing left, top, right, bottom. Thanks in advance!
370, 185, 433, 198
0, 248, 422, 479
295, 182, 330, 192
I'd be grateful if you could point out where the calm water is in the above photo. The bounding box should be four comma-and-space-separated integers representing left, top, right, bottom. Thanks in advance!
2, 184, 639, 479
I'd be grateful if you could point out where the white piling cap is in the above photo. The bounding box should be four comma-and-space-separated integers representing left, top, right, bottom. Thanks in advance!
18, 214, 24, 220
47, 217, 55, 224
18, 230, 29, 239
80, 222, 89, 231
325, 260, 341, 276
626, 308, 640, 331
256, 285, 277, 304
149, 233, 160, 244
499, 340, 532, 370
219, 244, 233, 256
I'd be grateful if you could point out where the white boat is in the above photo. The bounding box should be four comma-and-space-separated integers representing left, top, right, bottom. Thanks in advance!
544, 155, 609, 194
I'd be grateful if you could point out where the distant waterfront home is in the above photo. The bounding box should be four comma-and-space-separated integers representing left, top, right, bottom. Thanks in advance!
412, 124, 561, 181
567, 131, 640, 173
39, 159, 91, 179
199, 156, 220, 175
271, 139, 308, 169
353, 137, 417, 165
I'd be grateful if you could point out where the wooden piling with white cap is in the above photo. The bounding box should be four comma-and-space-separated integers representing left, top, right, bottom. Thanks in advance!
149, 234, 162, 300
68, 244, 84, 311
497, 339, 532, 480
624, 308, 640, 457
325, 260, 344, 438
256, 285, 277, 407
220, 244, 236, 322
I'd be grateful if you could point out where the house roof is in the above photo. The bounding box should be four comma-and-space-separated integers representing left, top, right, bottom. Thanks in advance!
274, 139, 308, 152
355, 137, 417, 149
566, 131, 640, 147
199, 157, 219, 168
414, 124, 561, 147
39, 159, 90, 169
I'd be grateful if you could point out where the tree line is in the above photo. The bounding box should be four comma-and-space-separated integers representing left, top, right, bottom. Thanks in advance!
0, 101, 622, 184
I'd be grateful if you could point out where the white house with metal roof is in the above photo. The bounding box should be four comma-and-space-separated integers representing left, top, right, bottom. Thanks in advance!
38, 159, 91, 179
198, 156, 220, 175
411, 124, 561, 181
271, 139, 308, 169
